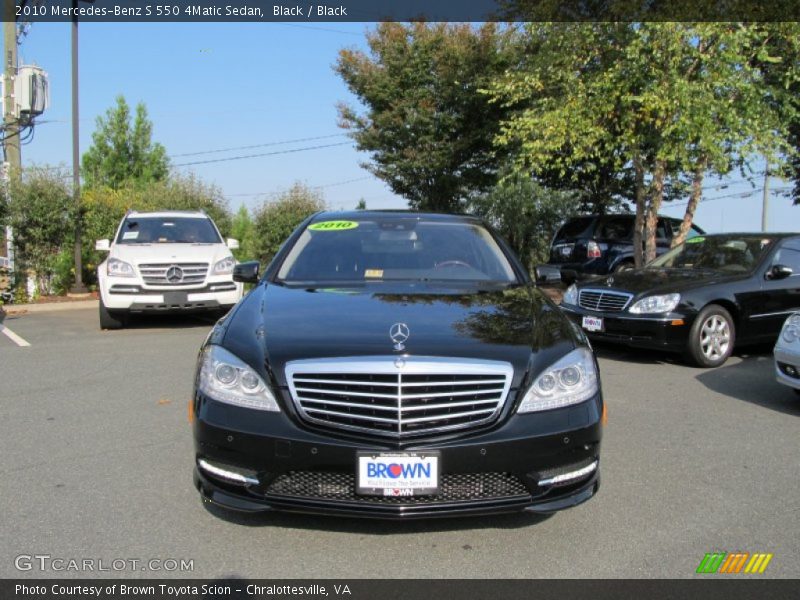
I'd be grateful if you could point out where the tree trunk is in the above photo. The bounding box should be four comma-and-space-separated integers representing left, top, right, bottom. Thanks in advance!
672, 156, 707, 248
644, 160, 666, 264
633, 152, 647, 268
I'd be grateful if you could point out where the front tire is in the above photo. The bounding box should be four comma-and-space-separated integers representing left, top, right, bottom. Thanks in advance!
99, 297, 126, 330
686, 305, 735, 367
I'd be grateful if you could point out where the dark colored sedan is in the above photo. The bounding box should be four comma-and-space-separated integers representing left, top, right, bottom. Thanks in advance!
559, 233, 800, 367
192, 211, 603, 519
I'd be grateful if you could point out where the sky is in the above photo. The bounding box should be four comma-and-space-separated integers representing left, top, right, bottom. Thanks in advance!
11, 21, 800, 233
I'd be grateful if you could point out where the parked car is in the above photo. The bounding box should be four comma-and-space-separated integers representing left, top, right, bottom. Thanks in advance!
774, 312, 800, 395
548, 214, 705, 280
192, 211, 604, 518
559, 233, 800, 367
95, 210, 243, 329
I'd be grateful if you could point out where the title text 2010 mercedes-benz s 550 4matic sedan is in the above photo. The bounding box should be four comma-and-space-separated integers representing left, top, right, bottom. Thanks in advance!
191, 212, 604, 519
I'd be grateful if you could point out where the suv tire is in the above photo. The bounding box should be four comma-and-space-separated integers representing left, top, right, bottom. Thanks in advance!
686, 304, 735, 368
99, 297, 127, 330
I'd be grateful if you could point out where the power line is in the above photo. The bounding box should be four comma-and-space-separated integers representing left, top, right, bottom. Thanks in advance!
663, 186, 793, 210
172, 141, 353, 168
170, 133, 349, 158
225, 176, 373, 198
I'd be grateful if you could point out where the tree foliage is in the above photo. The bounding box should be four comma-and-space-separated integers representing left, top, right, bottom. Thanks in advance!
470, 175, 581, 268
337, 23, 518, 213
252, 182, 326, 264
3, 168, 76, 295
230, 204, 258, 262
82, 96, 169, 190
489, 23, 800, 264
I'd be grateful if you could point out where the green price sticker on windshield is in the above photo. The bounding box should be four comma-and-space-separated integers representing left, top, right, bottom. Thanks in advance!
308, 221, 359, 231
686, 236, 705, 244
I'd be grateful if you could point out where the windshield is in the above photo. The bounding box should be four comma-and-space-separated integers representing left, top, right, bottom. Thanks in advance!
647, 236, 774, 273
276, 218, 518, 286
115, 217, 222, 244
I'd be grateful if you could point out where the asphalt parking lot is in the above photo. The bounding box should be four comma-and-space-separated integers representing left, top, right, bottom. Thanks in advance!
1, 306, 799, 579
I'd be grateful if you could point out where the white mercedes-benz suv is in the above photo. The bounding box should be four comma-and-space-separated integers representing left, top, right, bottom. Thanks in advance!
95, 210, 243, 329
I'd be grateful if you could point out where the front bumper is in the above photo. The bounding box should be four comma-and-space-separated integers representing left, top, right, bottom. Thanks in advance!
101, 280, 242, 313
560, 303, 691, 352
774, 344, 800, 391
192, 391, 603, 519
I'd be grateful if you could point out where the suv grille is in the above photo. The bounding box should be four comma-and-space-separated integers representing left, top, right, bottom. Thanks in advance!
285, 357, 513, 439
138, 263, 209, 286
578, 289, 632, 312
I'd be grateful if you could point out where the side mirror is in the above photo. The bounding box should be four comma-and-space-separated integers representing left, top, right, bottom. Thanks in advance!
534, 265, 561, 284
561, 269, 578, 285
767, 264, 793, 280
95, 239, 110, 252
233, 261, 260, 283
226, 238, 240, 250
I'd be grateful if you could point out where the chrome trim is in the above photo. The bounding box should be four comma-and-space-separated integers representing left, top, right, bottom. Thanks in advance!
578, 288, 633, 312
750, 309, 800, 320
138, 262, 209, 286
560, 304, 681, 322
197, 458, 259, 486
285, 356, 514, 438
538, 460, 598, 487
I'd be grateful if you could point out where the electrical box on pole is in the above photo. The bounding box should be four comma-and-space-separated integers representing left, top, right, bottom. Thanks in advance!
14, 65, 49, 123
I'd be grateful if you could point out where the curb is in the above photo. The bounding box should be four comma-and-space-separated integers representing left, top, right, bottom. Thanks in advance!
3, 299, 99, 315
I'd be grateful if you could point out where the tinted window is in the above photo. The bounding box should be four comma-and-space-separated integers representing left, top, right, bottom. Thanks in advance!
555, 217, 595, 239
648, 236, 775, 273
772, 241, 800, 276
596, 217, 633, 240
116, 217, 221, 244
277, 219, 517, 285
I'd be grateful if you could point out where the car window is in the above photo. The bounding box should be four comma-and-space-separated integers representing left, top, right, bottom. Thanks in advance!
596, 217, 633, 240
655, 219, 668, 239
555, 217, 595, 240
648, 236, 774, 273
772, 241, 800, 276
277, 219, 517, 285
116, 217, 221, 244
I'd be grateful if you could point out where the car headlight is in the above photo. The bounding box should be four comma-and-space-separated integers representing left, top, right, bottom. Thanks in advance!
213, 256, 235, 275
198, 345, 280, 412
107, 258, 135, 278
781, 314, 800, 343
628, 293, 680, 314
517, 347, 599, 413
563, 284, 578, 305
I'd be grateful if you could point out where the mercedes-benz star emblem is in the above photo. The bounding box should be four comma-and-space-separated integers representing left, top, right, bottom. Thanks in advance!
390, 322, 410, 351
166, 265, 184, 284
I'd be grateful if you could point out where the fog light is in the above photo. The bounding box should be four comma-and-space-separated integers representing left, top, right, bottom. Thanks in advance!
537, 460, 598, 487
198, 458, 259, 486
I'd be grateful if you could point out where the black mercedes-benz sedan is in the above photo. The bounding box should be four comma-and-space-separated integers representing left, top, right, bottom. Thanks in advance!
559, 233, 800, 367
191, 211, 604, 519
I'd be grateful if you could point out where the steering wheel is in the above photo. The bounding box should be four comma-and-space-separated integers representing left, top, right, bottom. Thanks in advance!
434, 260, 473, 270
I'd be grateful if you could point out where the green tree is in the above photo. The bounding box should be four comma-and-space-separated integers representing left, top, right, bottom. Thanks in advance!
470, 174, 581, 269
355, 198, 367, 210
3, 167, 76, 295
252, 182, 325, 264
337, 23, 518, 213
230, 204, 258, 261
490, 23, 800, 264
82, 96, 169, 190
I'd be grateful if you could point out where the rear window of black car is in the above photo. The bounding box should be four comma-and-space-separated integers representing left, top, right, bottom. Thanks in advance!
648, 236, 775, 272
556, 217, 595, 239
596, 217, 633, 240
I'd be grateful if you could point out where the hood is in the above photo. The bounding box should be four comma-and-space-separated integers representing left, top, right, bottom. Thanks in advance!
110, 243, 231, 266
221, 283, 579, 388
584, 267, 747, 297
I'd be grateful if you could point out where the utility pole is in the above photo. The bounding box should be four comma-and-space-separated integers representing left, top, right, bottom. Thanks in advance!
761, 157, 769, 232
70, 2, 87, 293
3, 2, 20, 176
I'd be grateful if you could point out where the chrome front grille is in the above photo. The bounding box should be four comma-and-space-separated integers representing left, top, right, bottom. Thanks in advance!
578, 289, 632, 312
138, 263, 208, 286
285, 357, 513, 438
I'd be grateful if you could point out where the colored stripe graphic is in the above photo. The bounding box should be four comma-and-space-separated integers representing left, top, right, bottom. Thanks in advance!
719, 553, 749, 573
697, 552, 773, 574
744, 553, 773, 574
697, 553, 727, 574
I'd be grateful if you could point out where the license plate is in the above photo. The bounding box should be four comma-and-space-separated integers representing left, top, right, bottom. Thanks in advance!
356, 452, 439, 496
582, 316, 604, 332
163, 291, 188, 306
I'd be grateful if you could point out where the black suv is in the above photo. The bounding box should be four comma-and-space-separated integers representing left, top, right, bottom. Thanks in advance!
548, 214, 705, 279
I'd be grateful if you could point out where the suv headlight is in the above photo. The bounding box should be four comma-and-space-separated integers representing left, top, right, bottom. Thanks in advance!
198, 345, 280, 411
213, 256, 235, 275
563, 284, 578, 305
517, 347, 599, 413
107, 258, 135, 278
629, 293, 680, 314
781, 313, 800, 343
